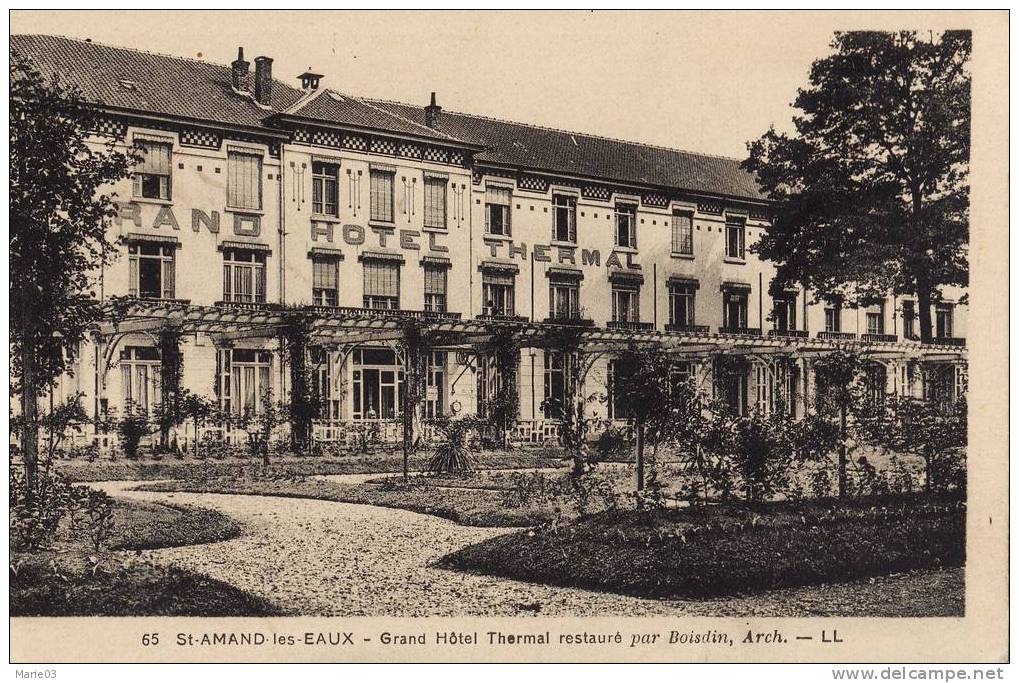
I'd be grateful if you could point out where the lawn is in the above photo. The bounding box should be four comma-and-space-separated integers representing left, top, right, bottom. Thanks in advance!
10, 495, 276, 616
437, 494, 966, 601
54, 447, 565, 482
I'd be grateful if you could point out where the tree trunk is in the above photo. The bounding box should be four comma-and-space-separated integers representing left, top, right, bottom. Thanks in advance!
924, 453, 933, 494
837, 404, 848, 498
20, 335, 39, 498
635, 421, 645, 494
916, 276, 934, 344
402, 348, 416, 483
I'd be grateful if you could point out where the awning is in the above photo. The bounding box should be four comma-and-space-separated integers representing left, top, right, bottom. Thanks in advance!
358, 250, 405, 264
124, 232, 181, 247
218, 240, 272, 254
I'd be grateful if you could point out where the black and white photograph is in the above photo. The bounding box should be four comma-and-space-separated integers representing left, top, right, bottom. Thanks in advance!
7, 8, 1008, 667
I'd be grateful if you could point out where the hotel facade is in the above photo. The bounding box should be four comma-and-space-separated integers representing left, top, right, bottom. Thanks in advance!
14, 35, 968, 449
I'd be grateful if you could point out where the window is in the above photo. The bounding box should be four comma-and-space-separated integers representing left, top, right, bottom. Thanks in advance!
725, 217, 746, 260
311, 256, 340, 306
552, 194, 577, 242
120, 346, 161, 412
352, 348, 404, 420
936, 304, 954, 338
824, 304, 841, 332
222, 248, 266, 303
133, 140, 171, 200
548, 280, 580, 320
672, 211, 693, 255
723, 289, 749, 329
227, 151, 262, 210
423, 176, 447, 229
543, 351, 573, 419
866, 302, 885, 335
614, 203, 637, 248
128, 242, 175, 299
312, 161, 339, 216
423, 265, 447, 312
482, 271, 515, 316
370, 169, 395, 223
425, 351, 446, 419
220, 349, 272, 418
668, 282, 696, 327
772, 294, 797, 332
485, 186, 511, 236
611, 283, 640, 323
902, 300, 916, 339
607, 358, 635, 420
363, 260, 400, 309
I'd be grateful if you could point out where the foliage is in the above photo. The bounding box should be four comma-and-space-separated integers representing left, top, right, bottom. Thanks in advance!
68, 488, 116, 553
176, 390, 219, 459
154, 328, 183, 448
117, 403, 152, 459
857, 395, 967, 493
427, 415, 483, 475
744, 31, 971, 342
11, 53, 136, 492
482, 328, 521, 447
723, 412, 795, 504
10, 466, 77, 551
233, 388, 289, 466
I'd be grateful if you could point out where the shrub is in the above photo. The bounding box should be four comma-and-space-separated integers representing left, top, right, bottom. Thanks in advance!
69, 488, 116, 553
117, 405, 151, 459
9, 467, 77, 551
427, 416, 482, 475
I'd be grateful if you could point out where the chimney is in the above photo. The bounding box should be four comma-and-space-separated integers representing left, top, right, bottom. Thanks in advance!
424, 91, 442, 129
231, 47, 250, 92
253, 55, 273, 106
298, 70, 324, 92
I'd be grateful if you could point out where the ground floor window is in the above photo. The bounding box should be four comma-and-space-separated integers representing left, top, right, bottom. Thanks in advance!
755, 360, 800, 416
864, 362, 887, 407
543, 351, 574, 419
121, 346, 161, 412
425, 351, 446, 419
352, 347, 404, 420
219, 348, 272, 418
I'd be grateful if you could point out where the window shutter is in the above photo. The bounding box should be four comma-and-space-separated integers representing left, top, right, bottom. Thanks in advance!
370, 171, 394, 222
424, 266, 446, 295
128, 254, 138, 297
137, 141, 171, 175
228, 152, 262, 210
424, 177, 447, 228
162, 256, 175, 299
364, 262, 399, 297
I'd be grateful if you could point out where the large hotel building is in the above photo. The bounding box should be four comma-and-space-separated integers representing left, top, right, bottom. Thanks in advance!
13, 35, 968, 448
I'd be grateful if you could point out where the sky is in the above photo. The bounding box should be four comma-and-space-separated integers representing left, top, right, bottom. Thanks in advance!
9, 11, 865, 159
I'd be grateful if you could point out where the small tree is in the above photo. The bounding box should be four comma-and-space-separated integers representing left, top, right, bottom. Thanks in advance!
857, 395, 966, 494
483, 328, 521, 448
177, 389, 219, 459
11, 53, 135, 495
236, 389, 287, 467
117, 403, 151, 460
721, 411, 795, 505
812, 350, 867, 497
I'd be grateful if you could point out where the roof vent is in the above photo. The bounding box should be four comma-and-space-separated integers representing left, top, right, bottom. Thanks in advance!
117, 78, 138, 91
231, 47, 250, 93
298, 70, 324, 92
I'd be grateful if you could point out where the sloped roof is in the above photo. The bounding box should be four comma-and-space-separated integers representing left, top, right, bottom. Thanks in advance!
368, 99, 766, 202
10, 34, 766, 202
283, 89, 471, 145
10, 34, 304, 131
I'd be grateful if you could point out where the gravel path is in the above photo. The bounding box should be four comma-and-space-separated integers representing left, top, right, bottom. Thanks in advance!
97, 482, 963, 617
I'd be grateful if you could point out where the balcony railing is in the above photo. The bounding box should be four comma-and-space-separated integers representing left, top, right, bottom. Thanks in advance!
861, 333, 898, 343
816, 331, 858, 341
935, 336, 967, 347
768, 329, 809, 338
543, 316, 596, 327
307, 305, 461, 321
476, 313, 529, 323
606, 320, 654, 331
665, 323, 710, 334
719, 326, 762, 336
215, 300, 278, 311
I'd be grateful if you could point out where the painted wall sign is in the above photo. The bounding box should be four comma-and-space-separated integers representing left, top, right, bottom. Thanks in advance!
482, 238, 637, 270
115, 202, 257, 237
311, 222, 449, 253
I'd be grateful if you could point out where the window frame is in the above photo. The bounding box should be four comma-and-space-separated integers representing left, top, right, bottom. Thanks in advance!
610, 282, 641, 323
128, 242, 176, 300
362, 259, 401, 310
133, 139, 172, 201
614, 203, 637, 249
485, 185, 512, 237
552, 193, 577, 243
668, 282, 696, 327
548, 279, 580, 320
725, 217, 746, 260
423, 264, 448, 312
222, 248, 267, 304
311, 255, 340, 306
671, 210, 694, 255
482, 271, 515, 317
312, 161, 340, 217
722, 289, 749, 329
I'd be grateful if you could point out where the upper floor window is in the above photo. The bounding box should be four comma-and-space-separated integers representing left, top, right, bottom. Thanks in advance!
133, 140, 172, 201
128, 242, 175, 299
725, 217, 746, 260
722, 288, 749, 329
824, 302, 842, 332
370, 169, 395, 223
311, 255, 340, 306
363, 260, 400, 309
423, 176, 447, 230
227, 150, 263, 211
423, 265, 448, 312
668, 282, 696, 327
936, 303, 954, 338
485, 186, 511, 236
482, 271, 515, 316
866, 303, 885, 335
772, 293, 797, 332
902, 300, 917, 339
223, 248, 267, 303
611, 283, 640, 323
312, 161, 340, 217
552, 194, 577, 243
672, 211, 694, 255
548, 279, 580, 320
614, 203, 637, 248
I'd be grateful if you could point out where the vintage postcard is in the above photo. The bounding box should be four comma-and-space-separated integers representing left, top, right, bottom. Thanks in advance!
7, 9, 1009, 667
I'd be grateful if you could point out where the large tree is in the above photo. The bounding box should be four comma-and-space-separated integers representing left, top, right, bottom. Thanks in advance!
744, 31, 970, 343
11, 54, 133, 493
